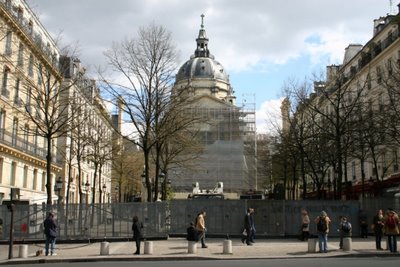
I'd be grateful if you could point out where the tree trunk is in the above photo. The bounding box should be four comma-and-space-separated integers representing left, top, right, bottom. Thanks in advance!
46, 135, 53, 204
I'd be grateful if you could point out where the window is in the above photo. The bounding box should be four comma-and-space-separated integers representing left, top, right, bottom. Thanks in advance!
28, 54, 34, 77
393, 150, 399, 172
2, 67, 10, 98
17, 43, 24, 67
11, 161, 17, 186
41, 172, 46, 191
34, 128, 38, 153
26, 87, 32, 111
14, 79, 21, 106
37, 64, 43, 85
0, 158, 3, 183
388, 58, 393, 75
0, 109, 5, 135
23, 124, 29, 148
12, 117, 18, 146
376, 66, 382, 84
5, 31, 12, 56
23, 165, 28, 188
33, 169, 38, 190
351, 162, 356, 180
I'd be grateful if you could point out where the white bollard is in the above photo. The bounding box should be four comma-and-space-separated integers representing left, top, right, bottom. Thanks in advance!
307, 238, 317, 253
342, 237, 352, 251
144, 241, 153, 255
188, 241, 197, 254
223, 240, 232, 254
18, 245, 28, 258
100, 241, 109, 255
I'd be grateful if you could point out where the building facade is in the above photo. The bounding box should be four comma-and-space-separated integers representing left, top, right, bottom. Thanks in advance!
0, 0, 62, 204
282, 4, 400, 199
0, 0, 113, 204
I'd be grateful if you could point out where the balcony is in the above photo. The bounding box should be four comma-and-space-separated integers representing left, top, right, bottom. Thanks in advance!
0, 128, 62, 165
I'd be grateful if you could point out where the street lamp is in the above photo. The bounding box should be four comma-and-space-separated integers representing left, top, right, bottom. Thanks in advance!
55, 177, 63, 204
102, 184, 107, 204
83, 181, 90, 203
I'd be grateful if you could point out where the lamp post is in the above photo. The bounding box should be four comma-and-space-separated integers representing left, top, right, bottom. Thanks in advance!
83, 181, 90, 204
102, 184, 107, 204
55, 177, 63, 204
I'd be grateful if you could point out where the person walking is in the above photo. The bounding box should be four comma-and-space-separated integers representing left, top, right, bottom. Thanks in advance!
300, 209, 310, 241
359, 210, 368, 238
372, 209, 384, 250
249, 208, 256, 243
384, 208, 399, 253
315, 210, 331, 253
195, 210, 208, 248
241, 208, 254, 245
132, 215, 143, 254
338, 216, 352, 249
43, 212, 58, 256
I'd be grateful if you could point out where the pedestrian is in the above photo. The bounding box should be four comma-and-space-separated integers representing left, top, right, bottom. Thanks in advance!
186, 222, 198, 242
249, 208, 256, 243
315, 210, 331, 253
300, 209, 310, 241
241, 208, 254, 245
338, 216, 352, 249
372, 209, 384, 250
359, 210, 368, 238
383, 208, 399, 253
195, 210, 208, 248
132, 215, 143, 254
43, 212, 58, 256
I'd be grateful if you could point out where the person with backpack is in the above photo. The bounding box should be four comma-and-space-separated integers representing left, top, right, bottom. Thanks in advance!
338, 216, 352, 249
43, 212, 58, 256
315, 210, 331, 253
384, 208, 399, 253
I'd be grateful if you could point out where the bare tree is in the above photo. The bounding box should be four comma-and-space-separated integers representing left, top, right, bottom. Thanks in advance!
102, 23, 180, 202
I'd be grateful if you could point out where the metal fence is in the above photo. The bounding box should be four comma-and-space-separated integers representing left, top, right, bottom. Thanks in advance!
0, 198, 398, 241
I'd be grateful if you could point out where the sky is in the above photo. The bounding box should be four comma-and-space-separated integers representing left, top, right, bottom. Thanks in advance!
27, 0, 393, 133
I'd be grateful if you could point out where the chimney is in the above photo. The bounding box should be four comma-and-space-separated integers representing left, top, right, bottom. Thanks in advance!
343, 44, 363, 65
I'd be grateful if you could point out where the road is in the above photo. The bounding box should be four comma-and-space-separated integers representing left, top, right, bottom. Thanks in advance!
3, 258, 400, 267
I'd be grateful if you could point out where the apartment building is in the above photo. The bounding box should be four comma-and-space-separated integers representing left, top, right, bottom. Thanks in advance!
282, 4, 400, 199
0, 0, 114, 204
0, 0, 62, 203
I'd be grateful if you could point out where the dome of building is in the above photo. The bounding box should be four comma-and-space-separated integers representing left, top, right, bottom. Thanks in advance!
176, 56, 229, 82
174, 14, 235, 104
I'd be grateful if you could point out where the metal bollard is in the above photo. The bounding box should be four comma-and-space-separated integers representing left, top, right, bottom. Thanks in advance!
307, 238, 317, 253
100, 241, 109, 255
18, 245, 28, 258
188, 241, 197, 254
144, 241, 153, 255
342, 237, 352, 251
223, 240, 232, 254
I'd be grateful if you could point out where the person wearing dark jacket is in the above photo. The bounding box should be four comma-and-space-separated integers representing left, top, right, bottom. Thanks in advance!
43, 212, 58, 256
132, 215, 143, 254
241, 208, 254, 246
187, 222, 198, 242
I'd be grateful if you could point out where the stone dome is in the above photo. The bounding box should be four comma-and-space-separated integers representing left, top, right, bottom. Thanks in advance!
174, 14, 235, 105
176, 56, 229, 83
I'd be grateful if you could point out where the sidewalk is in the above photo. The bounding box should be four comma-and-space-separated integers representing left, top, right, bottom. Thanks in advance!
0, 238, 398, 264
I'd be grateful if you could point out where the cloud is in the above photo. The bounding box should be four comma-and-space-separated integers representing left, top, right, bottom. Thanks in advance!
27, 0, 389, 76
256, 98, 283, 134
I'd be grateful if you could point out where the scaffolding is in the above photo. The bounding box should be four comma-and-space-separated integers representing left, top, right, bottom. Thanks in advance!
171, 95, 256, 196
